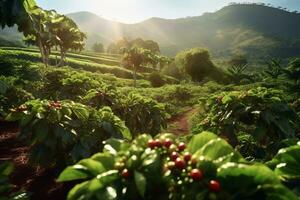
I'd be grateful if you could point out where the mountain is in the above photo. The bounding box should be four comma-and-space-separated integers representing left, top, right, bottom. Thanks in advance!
1, 4, 300, 59
67, 4, 300, 59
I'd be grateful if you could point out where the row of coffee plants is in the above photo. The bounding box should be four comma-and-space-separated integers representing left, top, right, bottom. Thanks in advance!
5, 100, 131, 167
192, 87, 300, 160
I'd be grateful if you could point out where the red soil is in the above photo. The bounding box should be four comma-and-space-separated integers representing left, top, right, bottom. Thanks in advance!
167, 108, 198, 135
0, 121, 73, 200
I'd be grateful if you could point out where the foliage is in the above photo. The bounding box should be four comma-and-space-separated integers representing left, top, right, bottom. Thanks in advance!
175, 48, 219, 82
193, 87, 299, 159
23, 8, 86, 66
5, 99, 131, 167
0, 49, 135, 79
109, 37, 160, 54
92, 42, 104, 53
0, 0, 36, 32
148, 72, 166, 87
284, 58, 300, 84
161, 62, 183, 80
58, 132, 298, 200
122, 47, 148, 87
0, 162, 29, 200
0, 76, 33, 119
264, 58, 284, 79
267, 142, 300, 181
118, 93, 168, 137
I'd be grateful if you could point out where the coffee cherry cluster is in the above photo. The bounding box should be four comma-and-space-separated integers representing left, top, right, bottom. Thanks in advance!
15, 104, 28, 112
115, 157, 131, 179
147, 138, 221, 193
49, 101, 62, 109
116, 137, 221, 194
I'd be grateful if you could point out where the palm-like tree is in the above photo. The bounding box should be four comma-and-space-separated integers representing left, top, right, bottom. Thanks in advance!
122, 47, 146, 87
264, 58, 283, 79
284, 58, 300, 84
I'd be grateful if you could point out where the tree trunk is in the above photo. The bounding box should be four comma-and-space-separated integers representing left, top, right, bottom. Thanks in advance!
133, 65, 137, 88
57, 47, 66, 67
37, 39, 47, 67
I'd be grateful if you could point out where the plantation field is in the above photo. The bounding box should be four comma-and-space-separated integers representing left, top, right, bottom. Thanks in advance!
1, 1, 300, 200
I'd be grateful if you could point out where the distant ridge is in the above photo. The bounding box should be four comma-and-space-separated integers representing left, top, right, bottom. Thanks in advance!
1, 4, 300, 58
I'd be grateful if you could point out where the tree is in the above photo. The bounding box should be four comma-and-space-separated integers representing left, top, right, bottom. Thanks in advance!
227, 55, 250, 84
23, 10, 85, 67
107, 43, 119, 54
175, 48, 216, 82
284, 58, 300, 84
228, 54, 248, 68
92, 42, 104, 53
264, 58, 283, 79
53, 15, 86, 66
110, 38, 161, 54
122, 47, 146, 87
1, 1, 85, 67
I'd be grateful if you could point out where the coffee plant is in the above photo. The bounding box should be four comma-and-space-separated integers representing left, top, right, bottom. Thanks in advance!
194, 87, 299, 159
0, 77, 33, 119
57, 132, 298, 200
84, 91, 168, 137
119, 93, 168, 137
5, 99, 131, 167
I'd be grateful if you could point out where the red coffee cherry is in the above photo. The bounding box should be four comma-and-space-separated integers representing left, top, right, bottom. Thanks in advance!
175, 158, 186, 170
178, 142, 186, 151
189, 169, 203, 181
209, 180, 221, 192
121, 169, 130, 179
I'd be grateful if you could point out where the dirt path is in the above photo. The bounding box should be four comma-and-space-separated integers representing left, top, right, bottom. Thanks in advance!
166, 107, 198, 135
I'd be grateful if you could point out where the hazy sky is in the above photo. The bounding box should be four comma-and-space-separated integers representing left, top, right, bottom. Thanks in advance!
36, 0, 300, 23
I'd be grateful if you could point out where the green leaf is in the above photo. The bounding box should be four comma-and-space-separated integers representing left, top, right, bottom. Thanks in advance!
96, 170, 119, 185
66, 171, 119, 200
121, 127, 132, 140
267, 144, 300, 180
67, 179, 103, 200
72, 106, 89, 121
57, 165, 91, 182
194, 138, 244, 165
103, 139, 123, 153
217, 163, 298, 200
188, 132, 218, 153
78, 159, 106, 176
91, 153, 115, 170
0, 162, 14, 176
5, 112, 23, 122
134, 171, 146, 197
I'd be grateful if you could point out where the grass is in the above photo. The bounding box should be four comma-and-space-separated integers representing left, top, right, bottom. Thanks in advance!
0, 48, 142, 79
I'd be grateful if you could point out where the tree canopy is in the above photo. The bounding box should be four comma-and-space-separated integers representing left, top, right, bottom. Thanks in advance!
108, 37, 160, 54
175, 48, 218, 82
92, 42, 104, 53
1, 0, 86, 67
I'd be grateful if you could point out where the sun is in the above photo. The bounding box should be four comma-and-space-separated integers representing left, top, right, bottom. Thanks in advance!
92, 0, 138, 23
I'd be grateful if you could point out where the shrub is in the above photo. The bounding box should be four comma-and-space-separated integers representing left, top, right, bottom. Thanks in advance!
148, 72, 166, 87
193, 87, 299, 159
161, 62, 183, 80
84, 90, 168, 137
0, 77, 33, 119
119, 93, 168, 137
6, 100, 131, 167
175, 48, 219, 82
